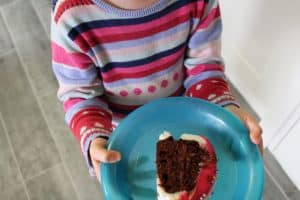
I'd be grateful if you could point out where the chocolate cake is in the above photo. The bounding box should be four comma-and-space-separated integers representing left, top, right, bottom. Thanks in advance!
156, 132, 217, 200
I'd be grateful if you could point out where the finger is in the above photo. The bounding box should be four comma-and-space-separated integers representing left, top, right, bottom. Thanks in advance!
91, 146, 121, 163
90, 138, 122, 163
245, 116, 263, 144
258, 140, 264, 155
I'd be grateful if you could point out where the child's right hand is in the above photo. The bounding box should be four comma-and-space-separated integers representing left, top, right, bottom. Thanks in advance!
89, 137, 121, 182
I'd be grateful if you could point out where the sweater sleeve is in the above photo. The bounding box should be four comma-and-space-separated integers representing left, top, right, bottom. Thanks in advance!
184, 0, 239, 107
51, 11, 112, 176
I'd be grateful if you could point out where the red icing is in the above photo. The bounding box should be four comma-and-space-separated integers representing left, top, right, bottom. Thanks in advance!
190, 136, 217, 200
178, 136, 217, 200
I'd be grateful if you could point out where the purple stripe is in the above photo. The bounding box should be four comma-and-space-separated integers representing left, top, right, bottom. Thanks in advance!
188, 19, 222, 49
89, 22, 190, 55
184, 57, 224, 69
92, 0, 169, 18
52, 63, 97, 84
184, 70, 225, 89
65, 98, 109, 124
59, 90, 104, 102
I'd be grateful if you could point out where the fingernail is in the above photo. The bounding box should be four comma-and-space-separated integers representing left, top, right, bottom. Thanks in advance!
250, 135, 259, 144
108, 154, 121, 163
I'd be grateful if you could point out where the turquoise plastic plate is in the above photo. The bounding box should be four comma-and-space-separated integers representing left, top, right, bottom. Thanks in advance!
101, 97, 264, 200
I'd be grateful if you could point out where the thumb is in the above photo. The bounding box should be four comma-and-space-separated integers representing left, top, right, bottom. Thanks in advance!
245, 116, 263, 145
90, 138, 121, 163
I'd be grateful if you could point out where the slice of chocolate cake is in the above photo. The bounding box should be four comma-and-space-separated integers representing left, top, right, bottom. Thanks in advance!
156, 131, 217, 200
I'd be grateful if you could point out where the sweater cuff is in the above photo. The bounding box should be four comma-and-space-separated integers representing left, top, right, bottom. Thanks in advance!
83, 132, 110, 177
68, 106, 113, 177
185, 77, 240, 108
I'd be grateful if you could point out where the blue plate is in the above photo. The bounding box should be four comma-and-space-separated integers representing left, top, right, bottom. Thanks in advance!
101, 97, 264, 200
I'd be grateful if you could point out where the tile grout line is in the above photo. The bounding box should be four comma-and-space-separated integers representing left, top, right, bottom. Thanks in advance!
0, 48, 16, 59
0, 5, 81, 200
0, 112, 31, 200
0, 1, 17, 8
29, 0, 50, 40
24, 162, 63, 182
264, 166, 290, 200
0, 8, 15, 58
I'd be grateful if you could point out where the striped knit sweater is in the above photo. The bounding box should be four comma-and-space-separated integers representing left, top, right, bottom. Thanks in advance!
51, 0, 238, 176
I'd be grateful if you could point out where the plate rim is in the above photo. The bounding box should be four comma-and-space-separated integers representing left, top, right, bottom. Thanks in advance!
101, 97, 264, 199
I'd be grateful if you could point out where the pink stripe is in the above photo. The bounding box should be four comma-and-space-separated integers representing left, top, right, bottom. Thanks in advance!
80, 4, 193, 39
73, 2, 204, 51
52, 42, 91, 69
187, 64, 223, 76
101, 47, 185, 81
193, 1, 206, 17
188, 39, 221, 58
96, 28, 188, 58
63, 98, 84, 111
196, 7, 220, 30
75, 14, 190, 50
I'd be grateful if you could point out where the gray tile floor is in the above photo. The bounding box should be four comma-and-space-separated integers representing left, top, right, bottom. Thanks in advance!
0, 0, 299, 200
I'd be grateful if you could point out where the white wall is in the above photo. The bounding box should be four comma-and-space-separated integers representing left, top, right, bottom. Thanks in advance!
272, 106, 300, 188
220, 0, 300, 189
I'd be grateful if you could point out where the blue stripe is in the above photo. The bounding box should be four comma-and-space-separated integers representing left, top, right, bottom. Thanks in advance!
103, 57, 183, 88
218, 100, 240, 108
101, 43, 185, 73
184, 71, 225, 88
68, 0, 198, 40
52, 0, 58, 11
188, 19, 222, 49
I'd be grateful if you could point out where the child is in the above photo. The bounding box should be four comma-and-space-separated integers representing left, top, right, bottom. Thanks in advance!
51, 0, 263, 181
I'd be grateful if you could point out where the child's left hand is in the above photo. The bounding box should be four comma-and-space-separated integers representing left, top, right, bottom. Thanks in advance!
225, 105, 263, 154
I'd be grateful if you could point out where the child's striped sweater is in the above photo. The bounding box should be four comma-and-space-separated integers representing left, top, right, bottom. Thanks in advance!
51, 0, 238, 176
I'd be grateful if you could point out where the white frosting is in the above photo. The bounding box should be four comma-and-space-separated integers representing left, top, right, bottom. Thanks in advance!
180, 134, 206, 146
157, 131, 208, 200
159, 131, 172, 140
157, 183, 183, 200
159, 131, 206, 146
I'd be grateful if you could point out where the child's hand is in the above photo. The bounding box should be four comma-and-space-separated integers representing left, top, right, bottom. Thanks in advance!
89, 137, 121, 182
225, 105, 263, 154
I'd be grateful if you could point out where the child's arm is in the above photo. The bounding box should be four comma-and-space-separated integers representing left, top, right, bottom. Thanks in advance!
184, 0, 263, 150
184, 0, 237, 107
51, 10, 116, 177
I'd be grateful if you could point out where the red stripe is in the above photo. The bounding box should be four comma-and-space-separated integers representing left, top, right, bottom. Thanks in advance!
74, 14, 190, 52
52, 42, 92, 69
70, 107, 113, 142
186, 77, 232, 102
191, 136, 217, 200
54, 0, 93, 23
191, 1, 206, 19
187, 63, 224, 76
78, 4, 194, 41
63, 98, 85, 111
102, 48, 185, 82
196, 7, 221, 30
